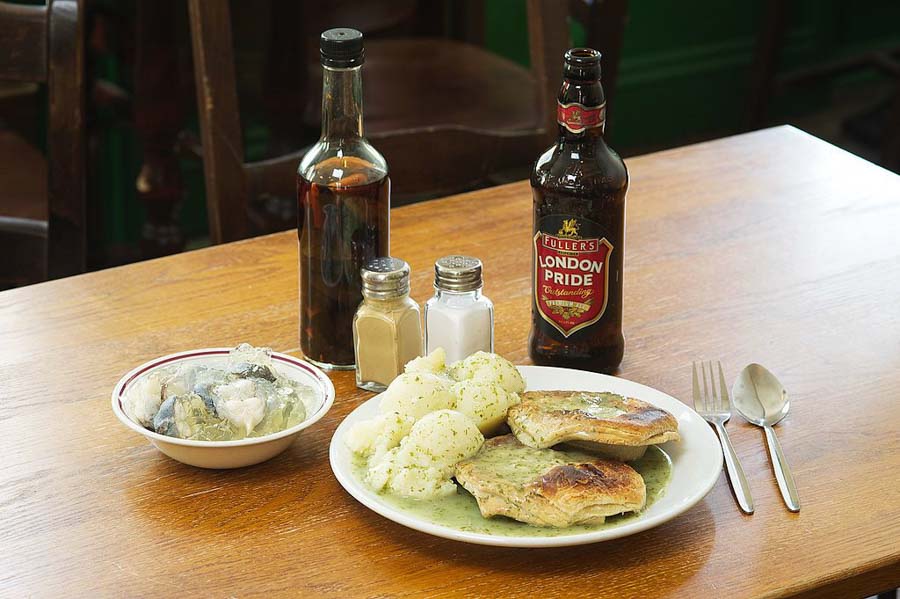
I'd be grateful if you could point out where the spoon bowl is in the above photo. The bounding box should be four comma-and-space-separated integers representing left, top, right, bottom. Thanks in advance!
732, 363, 790, 427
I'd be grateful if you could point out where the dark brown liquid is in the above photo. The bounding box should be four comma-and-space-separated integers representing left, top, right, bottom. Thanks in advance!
530, 159, 626, 373
529, 63, 628, 374
297, 162, 389, 367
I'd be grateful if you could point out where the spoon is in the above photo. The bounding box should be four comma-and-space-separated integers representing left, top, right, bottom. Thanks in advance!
732, 364, 800, 512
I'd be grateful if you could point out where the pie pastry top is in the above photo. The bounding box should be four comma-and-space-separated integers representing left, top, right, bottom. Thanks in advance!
454, 435, 646, 528
507, 390, 680, 450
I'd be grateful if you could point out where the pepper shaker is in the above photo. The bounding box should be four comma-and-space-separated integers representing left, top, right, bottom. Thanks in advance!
353, 258, 423, 392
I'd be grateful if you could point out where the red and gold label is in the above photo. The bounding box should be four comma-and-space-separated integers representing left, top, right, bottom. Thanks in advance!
534, 216, 613, 337
557, 101, 606, 134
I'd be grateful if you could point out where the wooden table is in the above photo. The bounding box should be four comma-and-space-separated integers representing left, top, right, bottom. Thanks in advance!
2, 126, 899, 598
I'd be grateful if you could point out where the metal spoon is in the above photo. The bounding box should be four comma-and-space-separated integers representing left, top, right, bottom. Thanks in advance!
732, 364, 800, 512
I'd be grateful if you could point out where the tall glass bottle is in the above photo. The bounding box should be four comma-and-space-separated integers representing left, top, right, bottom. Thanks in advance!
529, 48, 628, 373
297, 28, 390, 369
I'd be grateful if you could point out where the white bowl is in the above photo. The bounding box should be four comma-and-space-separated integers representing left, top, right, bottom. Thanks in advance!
112, 348, 334, 469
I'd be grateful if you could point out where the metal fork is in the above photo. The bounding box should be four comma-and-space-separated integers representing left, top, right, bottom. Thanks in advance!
693, 361, 754, 514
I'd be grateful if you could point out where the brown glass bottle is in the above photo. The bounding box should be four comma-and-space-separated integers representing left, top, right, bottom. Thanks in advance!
529, 48, 628, 374
297, 29, 390, 369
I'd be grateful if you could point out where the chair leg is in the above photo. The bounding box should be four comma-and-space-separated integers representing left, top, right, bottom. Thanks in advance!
881, 88, 900, 172
262, 0, 311, 155
586, 0, 628, 134
47, 0, 87, 278
133, 0, 187, 258
746, 0, 787, 130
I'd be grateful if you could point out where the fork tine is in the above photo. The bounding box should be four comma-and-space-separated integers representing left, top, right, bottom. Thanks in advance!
706, 361, 718, 409
703, 363, 711, 412
710, 361, 723, 411
691, 361, 702, 411
717, 361, 730, 410
700, 360, 710, 411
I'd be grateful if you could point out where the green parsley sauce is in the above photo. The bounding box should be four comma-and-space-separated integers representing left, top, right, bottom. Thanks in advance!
353, 445, 672, 537
550, 391, 627, 419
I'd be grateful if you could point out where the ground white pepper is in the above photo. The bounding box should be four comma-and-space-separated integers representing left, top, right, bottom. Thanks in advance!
353, 258, 422, 392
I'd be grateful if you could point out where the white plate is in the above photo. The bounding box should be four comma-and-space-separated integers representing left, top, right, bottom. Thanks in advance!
329, 365, 722, 547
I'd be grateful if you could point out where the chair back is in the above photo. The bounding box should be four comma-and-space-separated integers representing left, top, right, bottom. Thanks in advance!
189, 0, 626, 243
0, 0, 86, 279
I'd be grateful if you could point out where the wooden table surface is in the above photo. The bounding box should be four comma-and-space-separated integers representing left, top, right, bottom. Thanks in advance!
2, 126, 899, 598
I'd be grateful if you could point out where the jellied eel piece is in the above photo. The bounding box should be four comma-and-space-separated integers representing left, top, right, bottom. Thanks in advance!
454, 435, 646, 528
507, 391, 680, 460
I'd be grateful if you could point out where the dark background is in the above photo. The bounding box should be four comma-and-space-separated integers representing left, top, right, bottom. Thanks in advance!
5, 0, 900, 267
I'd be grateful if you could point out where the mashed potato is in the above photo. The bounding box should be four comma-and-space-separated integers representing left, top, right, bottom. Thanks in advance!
345, 411, 416, 464
404, 347, 448, 376
345, 349, 527, 500
447, 351, 526, 394
366, 410, 483, 499
378, 372, 455, 420
451, 379, 520, 436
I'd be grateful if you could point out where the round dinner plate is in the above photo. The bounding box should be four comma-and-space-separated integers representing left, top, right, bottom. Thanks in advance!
329, 365, 722, 547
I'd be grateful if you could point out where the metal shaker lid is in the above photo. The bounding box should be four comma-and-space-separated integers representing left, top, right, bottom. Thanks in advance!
434, 255, 483, 292
361, 257, 410, 299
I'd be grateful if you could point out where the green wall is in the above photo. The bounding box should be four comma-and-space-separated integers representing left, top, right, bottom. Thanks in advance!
485, 0, 900, 152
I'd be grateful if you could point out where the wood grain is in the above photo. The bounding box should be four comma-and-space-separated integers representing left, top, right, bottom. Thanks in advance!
46, 0, 86, 278
0, 2, 47, 82
188, 0, 248, 244
1, 126, 899, 598
0, 0, 87, 284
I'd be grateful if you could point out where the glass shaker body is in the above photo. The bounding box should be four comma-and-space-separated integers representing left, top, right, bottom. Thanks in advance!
354, 295, 422, 392
353, 257, 422, 392
424, 287, 494, 363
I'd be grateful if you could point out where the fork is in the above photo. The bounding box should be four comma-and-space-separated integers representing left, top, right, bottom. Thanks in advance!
693, 361, 754, 514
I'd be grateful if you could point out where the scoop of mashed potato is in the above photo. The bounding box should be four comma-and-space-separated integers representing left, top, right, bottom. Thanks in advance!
447, 351, 526, 394
404, 347, 448, 376
366, 409, 483, 499
345, 411, 416, 464
378, 372, 455, 420
451, 379, 520, 436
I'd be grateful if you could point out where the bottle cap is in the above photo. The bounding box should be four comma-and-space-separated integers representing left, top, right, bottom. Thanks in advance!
434, 255, 483, 292
361, 257, 410, 299
563, 47, 601, 81
320, 28, 365, 68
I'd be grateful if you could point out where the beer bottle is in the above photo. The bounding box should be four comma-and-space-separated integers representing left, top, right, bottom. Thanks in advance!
529, 48, 628, 373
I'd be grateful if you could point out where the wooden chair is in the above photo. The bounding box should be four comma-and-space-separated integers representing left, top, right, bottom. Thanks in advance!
0, 0, 85, 285
188, 0, 626, 244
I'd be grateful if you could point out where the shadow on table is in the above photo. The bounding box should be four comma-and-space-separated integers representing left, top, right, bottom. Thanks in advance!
121, 438, 326, 535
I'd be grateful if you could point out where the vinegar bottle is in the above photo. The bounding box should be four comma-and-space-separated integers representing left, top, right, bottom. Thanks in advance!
297, 28, 390, 370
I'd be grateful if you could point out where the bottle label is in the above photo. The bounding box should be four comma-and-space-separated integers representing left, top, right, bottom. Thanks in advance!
534, 216, 613, 337
557, 101, 606, 134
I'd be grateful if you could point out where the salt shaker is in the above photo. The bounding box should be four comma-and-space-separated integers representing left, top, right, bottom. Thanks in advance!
424, 255, 494, 363
353, 258, 423, 392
